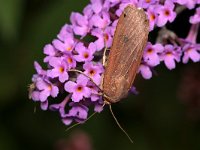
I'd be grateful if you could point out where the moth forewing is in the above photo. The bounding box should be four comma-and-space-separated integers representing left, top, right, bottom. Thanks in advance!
103, 5, 149, 103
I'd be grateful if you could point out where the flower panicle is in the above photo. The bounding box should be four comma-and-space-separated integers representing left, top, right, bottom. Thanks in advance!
29, 0, 200, 125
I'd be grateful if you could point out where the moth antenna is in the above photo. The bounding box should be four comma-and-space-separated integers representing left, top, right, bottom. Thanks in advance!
109, 104, 134, 143
65, 111, 98, 132
65, 122, 81, 132
66, 103, 106, 132
69, 69, 103, 93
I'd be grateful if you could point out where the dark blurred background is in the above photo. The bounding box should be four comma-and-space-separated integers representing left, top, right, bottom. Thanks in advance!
0, 0, 200, 150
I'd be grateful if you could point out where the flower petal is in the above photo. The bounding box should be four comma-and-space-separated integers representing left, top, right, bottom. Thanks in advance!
41, 100, 48, 110
64, 81, 76, 93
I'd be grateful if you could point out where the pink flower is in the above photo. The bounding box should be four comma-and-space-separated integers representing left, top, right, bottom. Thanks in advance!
190, 7, 200, 24
143, 42, 163, 67
182, 44, 200, 63
138, 63, 152, 79
160, 45, 181, 70
64, 74, 91, 102
53, 37, 75, 53
74, 42, 96, 62
156, 1, 176, 27
47, 57, 69, 83
83, 62, 104, 85
43, 44, 57, 63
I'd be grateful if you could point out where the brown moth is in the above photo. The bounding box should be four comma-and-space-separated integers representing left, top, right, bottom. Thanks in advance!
103, 5, 149, 103
66, 5, 149, 143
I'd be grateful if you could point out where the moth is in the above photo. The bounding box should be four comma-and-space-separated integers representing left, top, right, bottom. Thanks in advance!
68, 5, 149, 143
103, 5, 149, 104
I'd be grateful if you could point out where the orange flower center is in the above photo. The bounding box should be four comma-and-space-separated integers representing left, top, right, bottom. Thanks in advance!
164, 10, 170, 16
83, 53, 89, 59
48, 85, 52, 91
104, 34, 109, 42
66, 46, 72, 51
166, 52, 172, 56
186, 48, 192, 52
76, 86, 83, 92
150, 14, 156, 21
59, 67, 64, 73
67, 57, 73, 64
89, 70, 95, 76
145, 0, 151, 3
147, 48, 153, 54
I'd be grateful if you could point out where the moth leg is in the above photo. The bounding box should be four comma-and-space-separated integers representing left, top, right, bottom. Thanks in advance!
102, 46, 108, 66
69, 69, 103, 93
100, 73, 104, 90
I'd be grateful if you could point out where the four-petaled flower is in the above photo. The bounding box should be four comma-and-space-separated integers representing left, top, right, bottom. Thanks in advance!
138, 63, 153, 79
53, 36, 75, 53
160, 45, 181, 70
74, 42, 96, 62
182, 44, 200, 63
47, 57, 69, 83
143, 42, 163, 67
83, 62, 104, 85
64, 74, 91, 102
31, 77, 59, 110
156, 0, 176, 27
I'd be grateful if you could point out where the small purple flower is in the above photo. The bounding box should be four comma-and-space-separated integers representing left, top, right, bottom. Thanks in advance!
179, 24, 200, 63
33, 61, 46, 77
94, 98, 104, 113
50, 94, 72, 117
31, 77, 59, 110
62, 102, 89, 125
184, 24, 199, 44
143, 42, 163, 67
91, 27, 113, 51
180, 0, 196, 9
65, 54, 76, 69
160, 45, 181, 70
90, 0, 103, 14
43, 44, 57, 63
138, 63, 152, 79
35, 78, 59, 101
74, 42, 96, 62
116, 1, 138, 16
182, 44, 200, 63
83, 62, 104, 85
70, 12, 90, 36
64, 74, 91, 102
53, 37, 75, 53
90, 0, 110, 14
57, 24, 73, 41
83, 4, 94, 18
156, 1, 176, 27
47, 57, 69, 83
146, 5, 158, 31
90, 11, 111, 29
190, 7, 200, 24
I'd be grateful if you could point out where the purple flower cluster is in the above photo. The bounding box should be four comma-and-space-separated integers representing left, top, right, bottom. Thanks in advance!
29, 0, 200, 125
